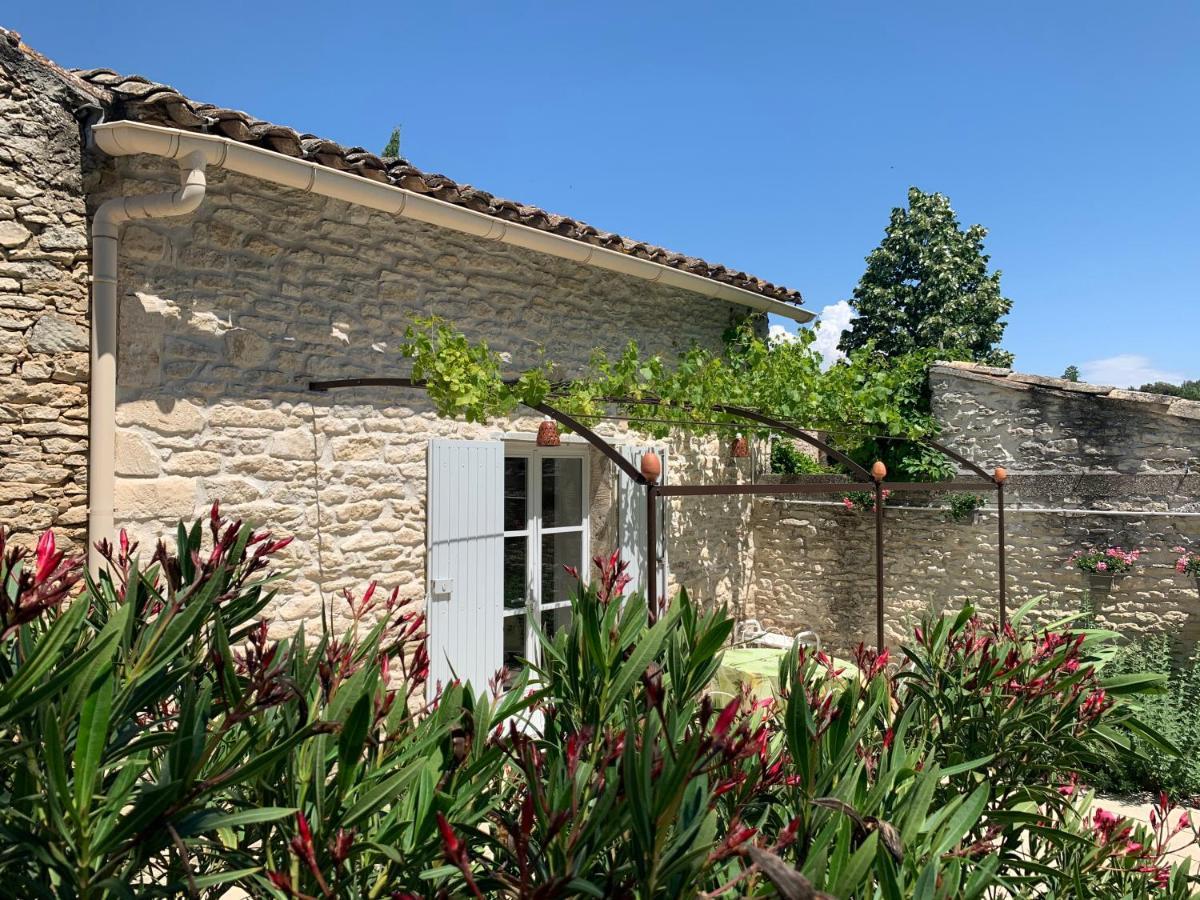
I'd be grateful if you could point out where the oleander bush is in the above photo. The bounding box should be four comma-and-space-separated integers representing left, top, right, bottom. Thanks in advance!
0, 515, 1197, 898
0, 510, 523, 898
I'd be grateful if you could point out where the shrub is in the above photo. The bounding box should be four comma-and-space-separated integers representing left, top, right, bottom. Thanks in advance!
1095, 634, 1200, 801
945, 491, 986, 521
432, 561, 1198, 898
0, 512, 522, 897
769, 439, 831, 476
1174, 547, 1200, 578
842, 488, 890, 511
899, 602, 1170, 818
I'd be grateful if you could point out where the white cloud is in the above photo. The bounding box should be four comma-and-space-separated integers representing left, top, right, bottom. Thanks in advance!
811, 300, 854, 369
768, 323, 799, 346
1079, 354, 1185, 388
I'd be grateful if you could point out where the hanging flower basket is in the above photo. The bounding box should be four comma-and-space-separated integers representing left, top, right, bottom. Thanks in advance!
1172, 547, 1200, 593
1086, 572, 1121, 593
1173, 547, 1200, 576
1070, 546, 1139, 593
536, 418, 561, 447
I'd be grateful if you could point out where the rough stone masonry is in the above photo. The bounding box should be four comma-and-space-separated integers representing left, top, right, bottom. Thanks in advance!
93, 153, 757, 634
750, 363, 1200, 652
0, 33, 94, 552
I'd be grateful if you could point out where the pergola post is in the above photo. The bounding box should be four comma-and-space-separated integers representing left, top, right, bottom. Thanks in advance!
872, 460, 887, 650
995, 467, 1008, 631
646, 483, 658, 621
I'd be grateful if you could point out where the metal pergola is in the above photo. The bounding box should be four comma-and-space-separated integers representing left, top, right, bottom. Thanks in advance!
309, 377, 1010, 648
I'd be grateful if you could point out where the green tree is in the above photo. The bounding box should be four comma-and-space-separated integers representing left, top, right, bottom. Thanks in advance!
1063, 365, 1081, 382
381, 125, 401, 158
839, 187, 1013, 366
1139, 379, 1200, 400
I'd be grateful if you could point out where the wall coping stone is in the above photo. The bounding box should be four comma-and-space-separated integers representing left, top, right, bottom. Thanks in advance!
931, 361, 1200, 421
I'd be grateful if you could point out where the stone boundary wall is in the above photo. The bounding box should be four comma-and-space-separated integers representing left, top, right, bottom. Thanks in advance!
930, 361, 1200, 481
750, 364, 1200, 651
751, 496, 1200, 654
0, 37, 93, 550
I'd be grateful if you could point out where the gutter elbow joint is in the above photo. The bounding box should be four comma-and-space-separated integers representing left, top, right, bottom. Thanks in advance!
86, 150, 208, 574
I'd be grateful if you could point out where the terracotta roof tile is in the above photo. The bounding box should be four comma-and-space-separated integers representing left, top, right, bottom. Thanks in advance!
64, 66, 804, 307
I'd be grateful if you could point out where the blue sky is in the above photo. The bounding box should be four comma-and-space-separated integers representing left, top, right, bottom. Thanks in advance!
10, 2, 1198, 385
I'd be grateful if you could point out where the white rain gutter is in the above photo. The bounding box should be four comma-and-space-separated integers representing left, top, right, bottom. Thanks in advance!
86, 120, 810, 568
90, 121, 812, 322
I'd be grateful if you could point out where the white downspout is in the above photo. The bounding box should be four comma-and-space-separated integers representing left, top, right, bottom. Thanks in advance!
87, 151, 207, 572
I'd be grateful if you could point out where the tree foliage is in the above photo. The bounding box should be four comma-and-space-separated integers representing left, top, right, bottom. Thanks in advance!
1139, 380, 1200, 400
839, 187, 1013, 366
382, 126, 402, 158
1063, 365, 1081, 382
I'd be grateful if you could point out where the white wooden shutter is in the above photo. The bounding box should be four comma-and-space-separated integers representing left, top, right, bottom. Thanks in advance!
426, 440, 503, 698
618, 446, 669, 600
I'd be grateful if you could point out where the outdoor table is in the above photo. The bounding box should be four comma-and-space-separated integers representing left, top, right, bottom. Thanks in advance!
711, 647, 858, 701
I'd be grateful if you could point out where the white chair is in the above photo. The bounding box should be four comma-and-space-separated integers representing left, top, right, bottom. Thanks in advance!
735, 619, 820, 651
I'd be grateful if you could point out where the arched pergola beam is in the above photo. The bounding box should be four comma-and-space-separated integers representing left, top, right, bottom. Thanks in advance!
557, 394, 875, 482
308, 376, 646, 484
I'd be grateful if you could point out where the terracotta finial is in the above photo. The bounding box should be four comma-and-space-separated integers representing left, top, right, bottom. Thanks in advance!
536, 418, 560, 447
994, 466, 1008, 484
871, 460, 887, 482
640, 450, 662, 484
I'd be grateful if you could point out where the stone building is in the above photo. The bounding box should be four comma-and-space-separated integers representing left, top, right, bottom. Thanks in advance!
3, 30, 1197, 677
0, 31, 810, 690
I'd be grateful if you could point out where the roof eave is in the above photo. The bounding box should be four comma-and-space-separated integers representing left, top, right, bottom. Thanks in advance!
93, 120, 813, 322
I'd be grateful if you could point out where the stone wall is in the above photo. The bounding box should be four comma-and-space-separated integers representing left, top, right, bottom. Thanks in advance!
752, 498, 1200, 654
96, 154, 757, 631
0, 36, 93, 551
930, 362, 1200, 481
751, 364, 1200, 652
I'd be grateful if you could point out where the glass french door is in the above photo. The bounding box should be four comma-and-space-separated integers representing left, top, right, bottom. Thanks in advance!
503, 448, 588, 677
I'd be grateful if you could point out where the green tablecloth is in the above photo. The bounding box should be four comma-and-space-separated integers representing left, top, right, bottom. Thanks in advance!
711, 647, 858, 701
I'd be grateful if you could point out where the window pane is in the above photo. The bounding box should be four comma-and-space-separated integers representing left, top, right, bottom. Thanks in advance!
503, 614, 527, 674
542, 605, 571, 641
504, 457, 528, 532
504, 537, 528, 610
541, 531, 583, 605
541, 457, 583, 528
